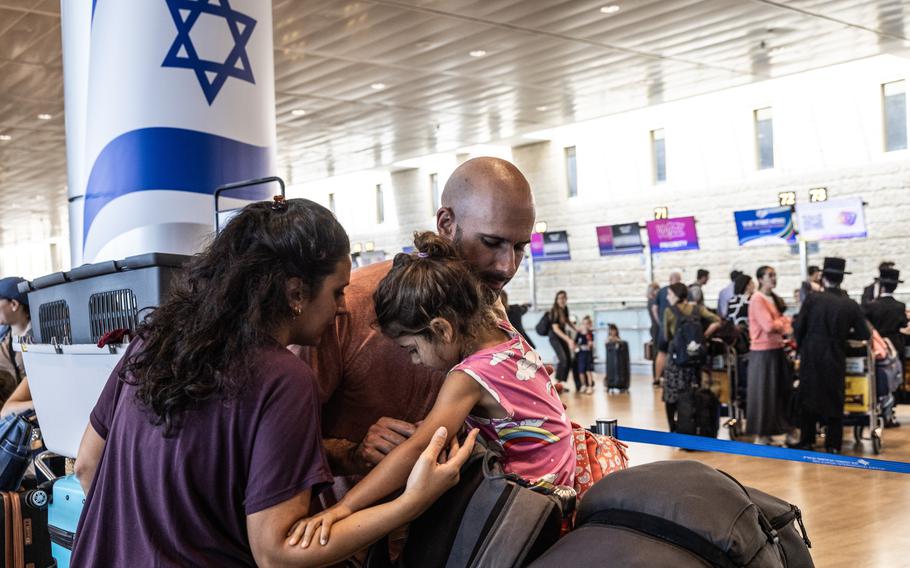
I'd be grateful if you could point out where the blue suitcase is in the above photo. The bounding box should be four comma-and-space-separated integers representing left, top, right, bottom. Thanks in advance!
48, 475, 85, 568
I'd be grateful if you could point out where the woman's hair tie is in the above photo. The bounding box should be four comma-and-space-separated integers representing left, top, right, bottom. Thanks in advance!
416, 252, 430, 258
271, 195, 287, 211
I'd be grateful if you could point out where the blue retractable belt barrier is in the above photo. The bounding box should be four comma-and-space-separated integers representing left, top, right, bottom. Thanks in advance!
614, 426, 910, 475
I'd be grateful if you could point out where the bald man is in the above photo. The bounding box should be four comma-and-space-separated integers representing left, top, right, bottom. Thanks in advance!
308, 157, 536, 475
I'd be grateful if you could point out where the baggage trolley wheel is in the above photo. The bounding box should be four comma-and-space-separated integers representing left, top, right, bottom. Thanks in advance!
872, 431, 882, 454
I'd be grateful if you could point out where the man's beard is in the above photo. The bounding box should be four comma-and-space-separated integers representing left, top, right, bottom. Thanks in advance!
453, 226, 512, 291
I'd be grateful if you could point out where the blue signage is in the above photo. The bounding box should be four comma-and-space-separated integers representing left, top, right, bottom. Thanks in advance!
733, 206, 797, 247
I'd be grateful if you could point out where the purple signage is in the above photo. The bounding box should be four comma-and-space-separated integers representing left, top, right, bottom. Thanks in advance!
646, 216, 699, 252
530, 231, 571, 262
596, 223, 644, 256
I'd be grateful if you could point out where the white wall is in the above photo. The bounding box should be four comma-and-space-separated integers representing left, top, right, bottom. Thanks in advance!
290, 54, 910, 310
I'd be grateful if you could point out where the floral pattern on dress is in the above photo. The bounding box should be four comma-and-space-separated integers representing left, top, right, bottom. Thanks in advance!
452, 321, 575, 486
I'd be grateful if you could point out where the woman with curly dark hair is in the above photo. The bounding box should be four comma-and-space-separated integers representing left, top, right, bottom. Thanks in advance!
71, 197, 475, 567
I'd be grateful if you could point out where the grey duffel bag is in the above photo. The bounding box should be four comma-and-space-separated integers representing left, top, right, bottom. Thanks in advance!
530, 460, 813, 568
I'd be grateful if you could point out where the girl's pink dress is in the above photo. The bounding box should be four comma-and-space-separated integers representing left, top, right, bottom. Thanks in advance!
450, 322, 575, 486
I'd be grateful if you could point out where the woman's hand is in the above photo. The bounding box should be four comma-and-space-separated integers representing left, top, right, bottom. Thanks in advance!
400, 426, 479, 512
287, 502, 353, 548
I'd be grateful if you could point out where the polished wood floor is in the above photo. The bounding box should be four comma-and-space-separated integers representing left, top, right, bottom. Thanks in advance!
563, 374, 910, 568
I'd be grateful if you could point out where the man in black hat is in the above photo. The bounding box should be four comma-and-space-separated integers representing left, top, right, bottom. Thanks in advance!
793, 257, 870, 453
864, 268, 909, 417
862, 261, 895, 307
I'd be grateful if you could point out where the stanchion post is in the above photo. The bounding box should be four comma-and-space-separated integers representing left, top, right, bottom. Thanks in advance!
528, 252, 537, 310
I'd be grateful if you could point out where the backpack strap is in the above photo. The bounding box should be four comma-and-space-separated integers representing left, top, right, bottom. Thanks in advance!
585, 509, 740, 568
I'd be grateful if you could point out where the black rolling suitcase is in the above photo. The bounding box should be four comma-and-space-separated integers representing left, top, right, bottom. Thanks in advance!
676, 386, 720, 438
605, 341, 631, 391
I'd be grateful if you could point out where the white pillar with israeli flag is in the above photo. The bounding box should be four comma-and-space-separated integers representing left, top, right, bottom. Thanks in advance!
78, 0, 276, 263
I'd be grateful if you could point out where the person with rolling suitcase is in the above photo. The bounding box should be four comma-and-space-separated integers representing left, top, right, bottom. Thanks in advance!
655, 283, 721, 433
605, 324, 631, 393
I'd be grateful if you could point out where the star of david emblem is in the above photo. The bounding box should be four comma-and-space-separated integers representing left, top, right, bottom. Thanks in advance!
162, 0, 257, 105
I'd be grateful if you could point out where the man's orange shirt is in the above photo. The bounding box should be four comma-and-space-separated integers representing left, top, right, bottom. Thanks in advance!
306, 260, 446, 442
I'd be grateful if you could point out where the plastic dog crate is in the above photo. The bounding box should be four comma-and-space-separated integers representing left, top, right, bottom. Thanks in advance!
19, 253, 190, 344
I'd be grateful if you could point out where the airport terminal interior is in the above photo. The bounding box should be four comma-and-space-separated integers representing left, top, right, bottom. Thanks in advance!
2, 1, 910, 566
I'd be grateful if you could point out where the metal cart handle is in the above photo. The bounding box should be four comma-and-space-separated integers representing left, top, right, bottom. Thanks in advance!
213, 176, 287, 234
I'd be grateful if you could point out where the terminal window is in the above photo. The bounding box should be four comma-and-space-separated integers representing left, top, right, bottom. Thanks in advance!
754, 107, 774, 170
430, 172, 440, 215
883, 80, 907, 152
565, 146, 577, 197
376, 184, 384, 224
651, 128, 666, 183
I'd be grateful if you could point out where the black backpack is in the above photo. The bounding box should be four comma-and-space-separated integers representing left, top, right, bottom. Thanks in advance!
365, 443, 568, 568
670, 306, 707, 368
529, 460, 813, 568
535, 312, 552, 336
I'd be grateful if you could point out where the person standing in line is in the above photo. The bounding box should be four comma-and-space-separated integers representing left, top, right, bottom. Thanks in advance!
656, 273, 682, 340
726, 274, 755, 328
746, 266, 794, 445
688, 269, 710, 306
798, 266, 823, 305
793, 257, 871, 454
862, 261, 895, 307
865, 267, 909, 366
574, 316, 596, 394
647, 282, 661, 385
864, 267, 909, 427
655, 283, 721, 432
717, 270, 743, 318
548, 290, 577, 392
500, 290, 536, 349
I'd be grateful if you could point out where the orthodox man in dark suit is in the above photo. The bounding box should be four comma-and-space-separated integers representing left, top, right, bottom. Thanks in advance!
864, 267, 909, 427
865, 267, 909, 366
793, 257, 870, 453
861, 261, 895, 307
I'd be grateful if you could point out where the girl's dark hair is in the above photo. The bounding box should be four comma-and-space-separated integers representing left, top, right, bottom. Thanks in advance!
756, 265, 773, 280
733, 274, 753, 295
549, 290, 569, 324
374, 232, 497, 344
608, 323, 619, 335
122, 198, 349, 436
669, 282, 689, 302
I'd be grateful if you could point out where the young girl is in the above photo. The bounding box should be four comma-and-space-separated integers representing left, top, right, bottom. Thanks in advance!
290, 231, 575, 548
574, 316, 595, 394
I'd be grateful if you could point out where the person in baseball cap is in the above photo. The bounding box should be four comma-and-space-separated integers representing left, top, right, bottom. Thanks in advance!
0, 276, 31, 412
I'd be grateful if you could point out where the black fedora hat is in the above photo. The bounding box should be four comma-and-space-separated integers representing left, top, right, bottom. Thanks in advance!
822, 257, 851, 275
880, 267, 904, 284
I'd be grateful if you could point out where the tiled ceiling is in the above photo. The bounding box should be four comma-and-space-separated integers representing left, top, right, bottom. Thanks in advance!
2, 0, 909, 245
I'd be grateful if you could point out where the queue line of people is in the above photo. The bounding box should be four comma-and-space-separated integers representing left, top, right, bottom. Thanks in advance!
650, 256, 908, 454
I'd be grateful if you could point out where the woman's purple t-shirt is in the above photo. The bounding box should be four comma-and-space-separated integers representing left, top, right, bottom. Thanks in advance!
70, 343, 333, 567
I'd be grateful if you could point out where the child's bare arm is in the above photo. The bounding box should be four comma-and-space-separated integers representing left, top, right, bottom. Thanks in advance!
290, 372, 483, 546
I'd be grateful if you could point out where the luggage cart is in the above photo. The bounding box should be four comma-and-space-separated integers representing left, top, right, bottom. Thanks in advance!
708, 339, 744, 439
843, 340, 883, 454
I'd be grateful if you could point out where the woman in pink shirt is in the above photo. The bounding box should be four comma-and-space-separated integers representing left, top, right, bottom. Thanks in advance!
747, 265, 795, 445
